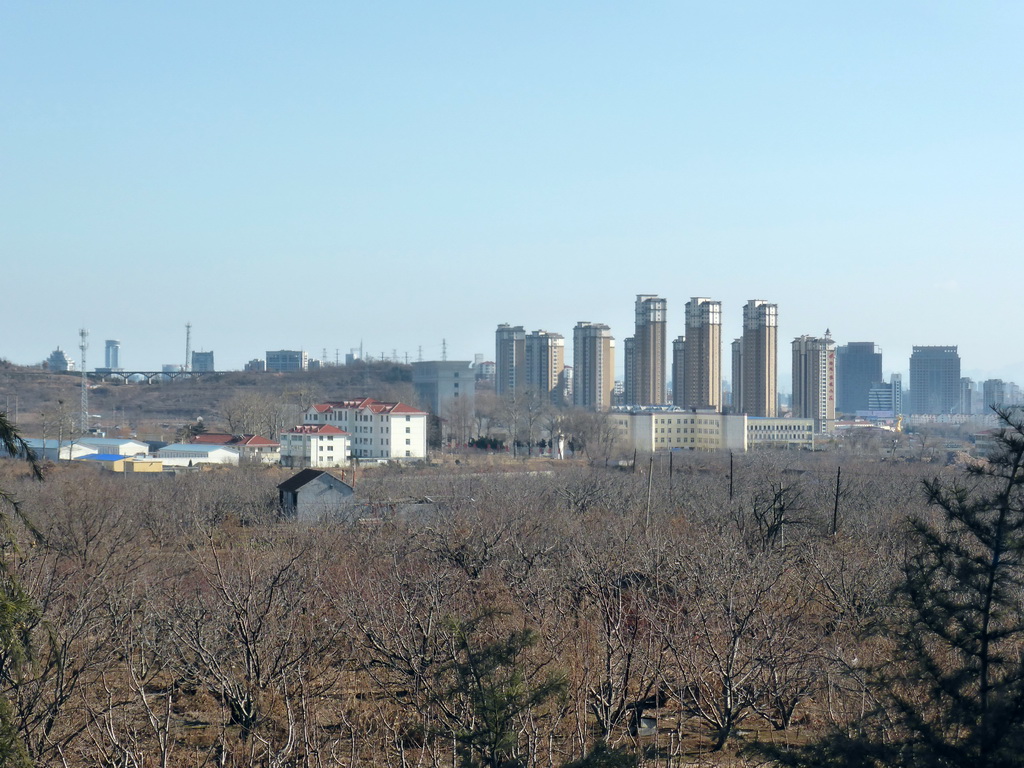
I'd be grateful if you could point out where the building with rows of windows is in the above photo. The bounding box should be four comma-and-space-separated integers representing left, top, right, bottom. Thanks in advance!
301, 398, 428, 461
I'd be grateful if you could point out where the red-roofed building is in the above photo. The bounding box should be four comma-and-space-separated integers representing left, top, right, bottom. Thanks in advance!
302, 398, 427, 460
279, 424, 351, 468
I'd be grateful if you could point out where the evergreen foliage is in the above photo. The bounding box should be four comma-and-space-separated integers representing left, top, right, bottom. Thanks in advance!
445, 613, 565, 768
0, 412, 41, 767
761, 407, 1024, 767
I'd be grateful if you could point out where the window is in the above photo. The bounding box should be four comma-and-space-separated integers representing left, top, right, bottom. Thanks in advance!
406, 439, 411, 445
406, 427, 411, 433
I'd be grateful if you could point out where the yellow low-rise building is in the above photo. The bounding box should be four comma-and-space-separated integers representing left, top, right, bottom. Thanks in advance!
610, 408, 815, 453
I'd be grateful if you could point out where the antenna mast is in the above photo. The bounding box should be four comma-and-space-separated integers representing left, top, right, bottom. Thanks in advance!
79, 328, 89, 432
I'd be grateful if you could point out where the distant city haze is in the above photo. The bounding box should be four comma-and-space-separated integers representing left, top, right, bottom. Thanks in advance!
3, 3, 1022, 387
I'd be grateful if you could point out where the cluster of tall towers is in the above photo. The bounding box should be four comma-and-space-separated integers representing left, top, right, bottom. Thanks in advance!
497, 295, 836, 425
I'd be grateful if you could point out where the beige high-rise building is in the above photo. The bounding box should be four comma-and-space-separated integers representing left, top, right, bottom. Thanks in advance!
495, 324, 525, 396
671, 335, 685, 406
573, 322, 616, 411
792, 331, 836, 433
733, 300, 778, 417
631, 294, 668, 406
524, 330, 565, 404
679, 297, 722, 410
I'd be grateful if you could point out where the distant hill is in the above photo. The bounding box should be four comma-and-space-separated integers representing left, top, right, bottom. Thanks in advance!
0, 361, 418, 439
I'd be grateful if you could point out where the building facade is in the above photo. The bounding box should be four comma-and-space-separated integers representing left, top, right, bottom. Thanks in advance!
104, 339, 121, 370
412, 360, 475, 417
983, 379, 1007, 411
630, 295, 668, 406
266, 350, 308, 372
679, 297, 722, 410
573, 322, 616, 411
303, 398, 428, 460
733, 300, 778, 417
524, 330, 565, 404
191, 351, 215, 372
836, 342, 882, 415
279, 425, 350, 468
608, 408, 814, 453
622, 336, 637, 406
909, 346, 961, 415
791, 331, 836, 433
494, 324, 526, 396
867, 375, 903, 416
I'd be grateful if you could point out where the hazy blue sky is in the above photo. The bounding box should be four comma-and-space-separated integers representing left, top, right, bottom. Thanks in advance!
4, 2, 1023, 388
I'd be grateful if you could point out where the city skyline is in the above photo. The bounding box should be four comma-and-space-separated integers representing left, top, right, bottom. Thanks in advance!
21, 303, 1022, 399
3, 4, 1023, 384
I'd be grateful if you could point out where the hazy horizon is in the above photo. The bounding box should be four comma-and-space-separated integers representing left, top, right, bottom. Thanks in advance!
4, 3, 1023, 386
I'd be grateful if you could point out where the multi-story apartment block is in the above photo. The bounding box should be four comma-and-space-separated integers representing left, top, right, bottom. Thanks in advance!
524, 330, 565, 404
475, 360, 496, 388
412, 360, 475, 417
791, 331, 836, 433
629, 295, 668, 406
495, 324, 526, 396
983, 379, 1007, 411
266, 350, 308, 372
573, 322, 616, 411
279, 425, 350, 468
909, 346, 961, 415
302, 398, 428, 460
678, 297, 722, 410
733, 300, 778, 417
836, 342, 882, 415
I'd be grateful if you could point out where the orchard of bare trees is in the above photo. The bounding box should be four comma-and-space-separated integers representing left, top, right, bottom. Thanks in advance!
1, 410, 1023, 767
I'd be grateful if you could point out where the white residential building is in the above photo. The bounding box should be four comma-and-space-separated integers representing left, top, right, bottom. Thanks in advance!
279, 425, 351, 468
303, 398, 428, 460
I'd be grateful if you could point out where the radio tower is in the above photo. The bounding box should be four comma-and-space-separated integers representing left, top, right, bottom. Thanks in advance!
184, 322, 192, 372
79, 328, 89, 432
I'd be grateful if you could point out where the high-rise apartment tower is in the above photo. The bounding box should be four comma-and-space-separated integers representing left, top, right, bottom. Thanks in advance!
792, 331, 836, 433
573, 322, 616, 411
495, 324, 526, 396
678, 297, 722, 410
628, 295, 667, 406
524, 330, 565, 404
732, 300, 778, 417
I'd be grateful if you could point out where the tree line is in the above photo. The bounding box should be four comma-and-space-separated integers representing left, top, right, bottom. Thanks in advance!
0, 409, 1022, 766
